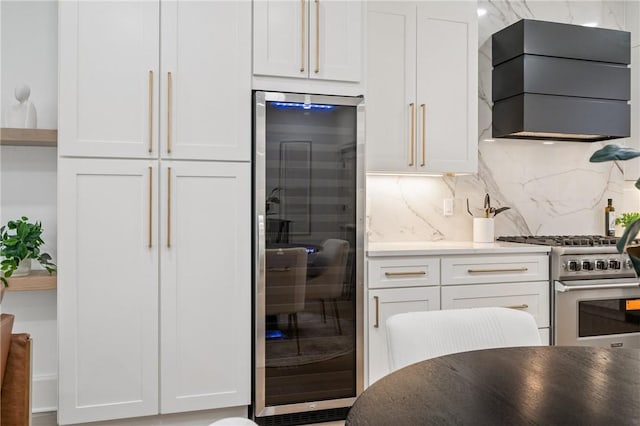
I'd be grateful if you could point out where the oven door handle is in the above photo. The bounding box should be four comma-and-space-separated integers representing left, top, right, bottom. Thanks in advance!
555, 280, 640, 292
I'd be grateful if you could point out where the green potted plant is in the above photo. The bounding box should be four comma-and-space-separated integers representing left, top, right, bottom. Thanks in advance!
590, 144, 640, 275
0, 216, 56, 287
615, 212, 640, 229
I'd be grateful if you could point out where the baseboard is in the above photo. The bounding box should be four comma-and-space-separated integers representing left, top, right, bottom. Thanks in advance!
32, 373, 57, 413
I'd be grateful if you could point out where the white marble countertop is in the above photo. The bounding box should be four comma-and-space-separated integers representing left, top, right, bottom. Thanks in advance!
366, 241, 551, 257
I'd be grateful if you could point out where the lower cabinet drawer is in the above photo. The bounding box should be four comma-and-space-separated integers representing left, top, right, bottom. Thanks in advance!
441, 281, 549, 328
368, 257, 439, 288
441, 254, 548, 285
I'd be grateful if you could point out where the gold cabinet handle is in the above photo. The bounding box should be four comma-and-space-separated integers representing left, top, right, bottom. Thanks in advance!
409, 103, 415, 166
300, 0, 306, 73
373, 296, 379, 328
385, 271, 426, 277
148, 166, 153, 248
167, 167, 172, 248
504, 304, 529, 310
148, 70, 153, 153
314, 0, 320, 73
420, 103, 426, 166
467, 268, 529, 274
167, 72, 172, 154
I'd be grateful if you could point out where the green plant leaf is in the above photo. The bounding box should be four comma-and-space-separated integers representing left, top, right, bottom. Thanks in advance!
616, 218, 640, 253
589, 144, 640, 163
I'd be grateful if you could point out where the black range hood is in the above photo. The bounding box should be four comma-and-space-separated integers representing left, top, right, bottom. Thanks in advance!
492, 19, 630, 142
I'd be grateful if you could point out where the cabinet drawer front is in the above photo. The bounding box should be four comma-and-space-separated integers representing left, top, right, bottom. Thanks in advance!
441, 254, 548, 285
368, 257, 439, 288
441, 281, 549, 328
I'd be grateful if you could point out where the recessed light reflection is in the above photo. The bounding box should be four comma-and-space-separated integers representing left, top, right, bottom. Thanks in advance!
483, 138, 495, 142
583, 22, 598, 27
542, 141, 555, 145
477, 8, 487, 17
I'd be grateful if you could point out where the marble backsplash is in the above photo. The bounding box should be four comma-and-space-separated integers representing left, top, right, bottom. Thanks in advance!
366, 0, 637, 242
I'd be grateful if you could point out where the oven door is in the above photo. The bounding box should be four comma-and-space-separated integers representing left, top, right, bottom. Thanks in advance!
555, 278, 640, 348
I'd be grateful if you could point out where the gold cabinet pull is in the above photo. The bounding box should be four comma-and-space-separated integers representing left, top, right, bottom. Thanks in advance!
148, 166, 153, 248
148, 70, 153, 153
420, 103, 426, 166
167, 72, 173, 154
314, 0, 320, 73
409, 103, 415, 166
373, 296, 380, 328
504, 304, 529, 310
300, 0, 306, 72
385, 271, 426, 277
467, 267, 529, 274
167, 167, 172, 248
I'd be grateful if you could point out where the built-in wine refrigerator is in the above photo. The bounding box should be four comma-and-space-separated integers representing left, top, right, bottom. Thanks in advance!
252, 91, 364, 425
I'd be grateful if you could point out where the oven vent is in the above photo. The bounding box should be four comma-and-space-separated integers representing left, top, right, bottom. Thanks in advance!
492, 19, 630, 142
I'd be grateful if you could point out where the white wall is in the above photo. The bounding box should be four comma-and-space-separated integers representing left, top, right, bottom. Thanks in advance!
1, 0, 58, 412
1, 0, 58, 129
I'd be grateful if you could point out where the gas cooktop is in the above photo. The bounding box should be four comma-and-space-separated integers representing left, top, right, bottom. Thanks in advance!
497, 235, 621, 247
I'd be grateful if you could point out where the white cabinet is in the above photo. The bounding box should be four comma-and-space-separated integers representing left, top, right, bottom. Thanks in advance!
58, 1, 159, 158
59, 0, 251, 161
58, 159, 160, 424
160, 162, 250, 413
58, 159, 251, 423
365, 250, 551, 387
253, 0, 362, 82
366, 1, 477, 174
58, 2, 252, 423
368, 287, 440, 385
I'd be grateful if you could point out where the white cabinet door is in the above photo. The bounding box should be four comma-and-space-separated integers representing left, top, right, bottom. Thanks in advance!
309, 0, 362, 82
59, 1, 159, 158
416, 1, 477, 173
254, 0, 362, 82
160, 162, 251, 413
58, 159, 159, 424
160, 1, 251, 161
366, 2, 416, 172
366, 1, 477, 174
367, 287, 440, 385
253, 0, 307, 79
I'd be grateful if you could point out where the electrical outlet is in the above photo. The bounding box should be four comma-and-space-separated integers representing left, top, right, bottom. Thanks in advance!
443, 198, 454, 216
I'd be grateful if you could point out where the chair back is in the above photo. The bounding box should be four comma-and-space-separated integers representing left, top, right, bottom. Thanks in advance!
305, 239, 349, 300
265, 247, 307, 315
386, 307, 541, 372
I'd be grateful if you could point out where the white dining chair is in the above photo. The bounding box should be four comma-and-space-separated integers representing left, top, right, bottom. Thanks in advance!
386, 307, 542, 372
208, 417, 258, 426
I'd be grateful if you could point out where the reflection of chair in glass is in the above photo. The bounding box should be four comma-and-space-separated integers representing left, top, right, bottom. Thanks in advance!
266, 247, 308, 355
305, 239, 350, 334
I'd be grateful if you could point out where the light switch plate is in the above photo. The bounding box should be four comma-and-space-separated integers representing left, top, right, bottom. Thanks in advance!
443, 198, 454, 216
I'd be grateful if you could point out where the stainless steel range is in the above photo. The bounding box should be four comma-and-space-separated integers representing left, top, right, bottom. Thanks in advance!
497, 235, 640, 348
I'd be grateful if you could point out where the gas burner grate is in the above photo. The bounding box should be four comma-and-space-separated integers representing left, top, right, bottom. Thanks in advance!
497, 235, 620, 247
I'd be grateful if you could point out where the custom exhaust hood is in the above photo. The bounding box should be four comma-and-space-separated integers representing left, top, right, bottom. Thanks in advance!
492, 19, 630, 142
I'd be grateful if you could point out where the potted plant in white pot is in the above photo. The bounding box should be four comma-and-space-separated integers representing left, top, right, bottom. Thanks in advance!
590, 144, 640, 275
0, 216, 56, 290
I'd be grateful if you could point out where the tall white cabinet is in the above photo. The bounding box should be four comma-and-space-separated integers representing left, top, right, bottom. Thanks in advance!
366, 1, 477, 174
58, 1, 251, 424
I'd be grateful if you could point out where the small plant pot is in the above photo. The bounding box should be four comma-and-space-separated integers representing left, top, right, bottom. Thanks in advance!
473, 218, 495, 243
12, 258, 32, 278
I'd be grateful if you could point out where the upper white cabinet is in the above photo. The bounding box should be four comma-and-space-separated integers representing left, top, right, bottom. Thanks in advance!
366, 1, 477, 174
58, 1, 160, 158
253, 0, 362, 82
59, 1, 251, 161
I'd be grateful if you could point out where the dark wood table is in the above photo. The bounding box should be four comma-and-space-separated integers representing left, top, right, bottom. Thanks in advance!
346, 346, 640, 425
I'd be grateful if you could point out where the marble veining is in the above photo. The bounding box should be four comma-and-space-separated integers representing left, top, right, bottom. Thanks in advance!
367, 0, 631, 242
